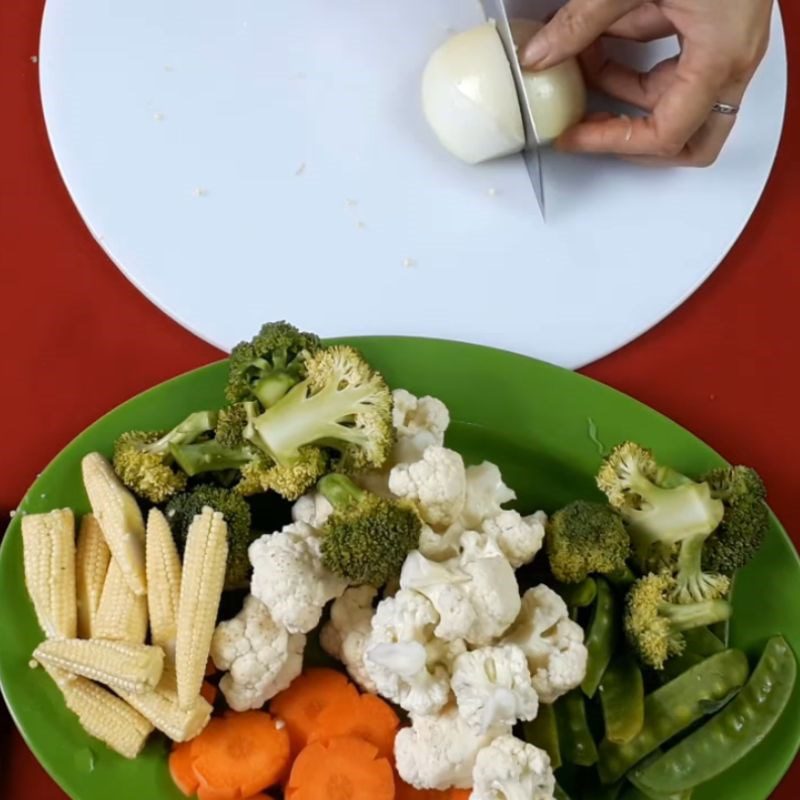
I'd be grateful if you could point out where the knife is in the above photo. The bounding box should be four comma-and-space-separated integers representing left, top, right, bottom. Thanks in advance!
480, 0, 546, 219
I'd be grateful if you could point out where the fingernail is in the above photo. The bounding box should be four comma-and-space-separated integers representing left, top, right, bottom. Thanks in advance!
522, 34, 549, 67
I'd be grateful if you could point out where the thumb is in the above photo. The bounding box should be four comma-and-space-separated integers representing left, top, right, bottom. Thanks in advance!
521, 0, 644, 69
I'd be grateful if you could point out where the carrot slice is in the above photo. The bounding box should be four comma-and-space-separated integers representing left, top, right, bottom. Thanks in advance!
169, 741, 199, 796
206, 657, 219, 677
197, 786, 235, 800
190, 711, 291, 798
309, 692, 400, 760
270, 668, 359, 754
201, 680, 219, 705
286, 736, 395, 800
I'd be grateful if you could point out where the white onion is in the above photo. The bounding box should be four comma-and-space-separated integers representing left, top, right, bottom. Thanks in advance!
421, 21, 525, 165
421, 19, 587, 163
511, 19, 587, 145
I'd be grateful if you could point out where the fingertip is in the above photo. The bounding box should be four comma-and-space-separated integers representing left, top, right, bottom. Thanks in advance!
520, 34, 550, 68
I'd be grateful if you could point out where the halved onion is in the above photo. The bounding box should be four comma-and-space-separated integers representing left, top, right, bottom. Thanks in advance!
421, 21, 526, 165
421, 19, 587, 164
511, 19, 587, 146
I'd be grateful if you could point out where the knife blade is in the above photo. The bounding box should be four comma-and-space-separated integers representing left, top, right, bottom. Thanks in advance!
479, 0, 545, 219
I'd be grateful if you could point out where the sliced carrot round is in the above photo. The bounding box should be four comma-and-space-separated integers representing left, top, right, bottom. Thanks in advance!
287, 736, 395, 800
309, 692, 400, 761
169, 741, 199, 796
270, 668, 359, 754
197, 785, 236, 800
190, 711, 290, 798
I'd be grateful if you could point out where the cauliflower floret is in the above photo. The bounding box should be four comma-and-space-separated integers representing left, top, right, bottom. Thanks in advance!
389, 446, 467, 529
211, 595, 306, 711
357, 390, 451, 496
392, 389, 450, 464
249, 522, 347, 634
291, 492, 334, 528
461, 462, 517, 529
502, 585, 588, 704
320, 586, 379, 692
364, 589, 462, 716
472, 735, 556, 800
418, 521, 464, 562
476, 510, 547, 569
451, 645, 539, 733
395, 706, 510, 790
400, 548, 521, 646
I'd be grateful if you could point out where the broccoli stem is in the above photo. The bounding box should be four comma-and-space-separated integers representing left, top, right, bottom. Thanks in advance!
169, 440, 252, 476
660, 599, 731, 632
629, 482, 724, 549
253, 371, 298, 408
143, 411, 218, 454
250, 379, 375, 465
674, 534, 730, 603
317, 473, 365, 510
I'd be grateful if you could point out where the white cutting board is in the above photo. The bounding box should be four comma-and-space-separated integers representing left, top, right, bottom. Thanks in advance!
38, 0, 786, 368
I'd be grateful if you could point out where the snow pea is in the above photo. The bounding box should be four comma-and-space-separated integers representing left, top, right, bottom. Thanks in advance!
607, 565, 637, 587
523, 702, 562, 769
598, 649, 750, 784
658, 651, 706, 683
555, 577, 598, 609
556, 689, 599, 767
622, 785, 692, 800
627, 751, 693, 799
633, 636, 797, 794
657, 628, 726, 683
600, 654, 645, 744
582, 578, 617, 697
682, 627, 725, 657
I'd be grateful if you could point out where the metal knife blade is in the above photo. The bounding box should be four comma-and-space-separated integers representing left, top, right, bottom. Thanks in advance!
479, 0, 545, 218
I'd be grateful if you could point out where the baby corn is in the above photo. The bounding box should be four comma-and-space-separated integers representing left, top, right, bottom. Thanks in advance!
93, 559, 148, 643
46, 668, 154, 759
22, 509, 77, 639
145, 509, 182, 662
117, 670, 212, 742
81, 453, 147, 596
175, 507, 228, 708
75, 514, 111, 638
34, 638, 164, 695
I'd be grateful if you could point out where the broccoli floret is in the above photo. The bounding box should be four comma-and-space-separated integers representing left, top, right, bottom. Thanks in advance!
624, 573, 732, 670
170, 400, 329, 500
597, 443, 728, 603
317, 474, 421, 586
700, 466, 769, 574
165, 485, 256, 590
112, 411, 218, 503
226, 321, 321, 407
245, 345, 394, 474
545, 501, 631, 583
237, 447, 329, 500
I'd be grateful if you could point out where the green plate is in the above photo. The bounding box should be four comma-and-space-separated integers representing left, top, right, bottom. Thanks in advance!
1, 338, 798, 800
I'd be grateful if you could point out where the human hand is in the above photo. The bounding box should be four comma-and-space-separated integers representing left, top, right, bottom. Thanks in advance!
520, 0, 774, 166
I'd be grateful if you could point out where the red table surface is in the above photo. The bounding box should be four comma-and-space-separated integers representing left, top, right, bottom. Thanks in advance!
1, 0, 799, 797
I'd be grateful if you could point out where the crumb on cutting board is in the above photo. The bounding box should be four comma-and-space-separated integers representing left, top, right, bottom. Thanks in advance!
193, 187, 208, 198
295, 162, 307, 176
402, 257, 417, 269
